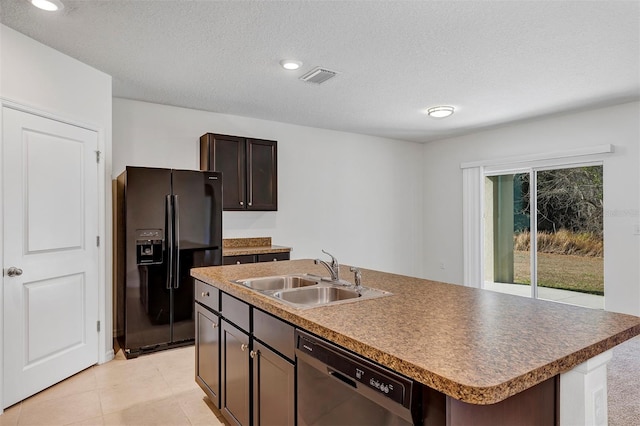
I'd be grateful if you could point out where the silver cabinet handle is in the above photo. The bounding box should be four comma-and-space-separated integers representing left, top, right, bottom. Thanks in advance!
273, 258, 277, 262
211, 322, 218, 329
201, 291, 209, 297
250, 350, 259, 359
241, 343, 248, 352
240, 201, 244, 206
236, 261, 241, 265
6, 267, 23, 277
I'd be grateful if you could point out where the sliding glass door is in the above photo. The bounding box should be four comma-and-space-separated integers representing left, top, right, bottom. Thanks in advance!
484, 173, 531, 297
483, 165, 604, 309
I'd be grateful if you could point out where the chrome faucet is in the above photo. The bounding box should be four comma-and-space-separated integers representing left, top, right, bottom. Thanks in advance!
350, 266, 362, 294
314, 249, 340, 281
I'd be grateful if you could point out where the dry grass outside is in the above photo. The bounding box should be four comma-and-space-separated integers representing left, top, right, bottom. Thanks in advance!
514, 229, 603, 257
513, 250, 604, 295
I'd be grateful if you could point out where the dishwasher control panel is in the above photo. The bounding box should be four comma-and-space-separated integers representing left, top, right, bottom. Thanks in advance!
296, 330, 411, 407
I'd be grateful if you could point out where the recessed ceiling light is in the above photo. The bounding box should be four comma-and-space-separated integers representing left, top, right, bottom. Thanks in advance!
426, 106, 455, 118
280, 59, 302, 71
30, 0, 64, 11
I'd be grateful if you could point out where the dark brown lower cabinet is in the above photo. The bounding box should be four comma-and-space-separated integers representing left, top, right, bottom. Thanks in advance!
256, 252, 290, 263
195, 304, 220, 408
445, 376, 558, 426
223, 252, 290, 265
252, 340, 295, 426
199, 287, 556, 426
221, 320, 251, 426
223, 255, 257, 265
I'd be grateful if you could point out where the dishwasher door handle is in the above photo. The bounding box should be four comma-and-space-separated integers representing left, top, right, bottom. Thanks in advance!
328, 368, 357, 388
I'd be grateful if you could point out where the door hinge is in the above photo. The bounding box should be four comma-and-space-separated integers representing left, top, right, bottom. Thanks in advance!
96, 236, 100, 247
97, 321, 101, 332
95, 150, 101, 163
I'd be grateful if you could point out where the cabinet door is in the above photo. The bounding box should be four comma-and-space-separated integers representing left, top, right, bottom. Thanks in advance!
195, 304, 220, 408
246, 139, 277, 211
200, 133, 246, 210
252, 340, 295, 426
221, 320, 251, 426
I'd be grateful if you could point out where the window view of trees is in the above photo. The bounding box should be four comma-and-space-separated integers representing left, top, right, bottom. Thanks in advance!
518, 166, 603, 237
485, 165, 604, 305
514, 166, 604, 295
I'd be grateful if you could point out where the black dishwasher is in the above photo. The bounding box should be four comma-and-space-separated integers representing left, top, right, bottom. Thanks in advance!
296, 330, 421, 426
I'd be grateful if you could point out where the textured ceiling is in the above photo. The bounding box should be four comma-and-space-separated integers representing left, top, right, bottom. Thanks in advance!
1, 0, 639, 143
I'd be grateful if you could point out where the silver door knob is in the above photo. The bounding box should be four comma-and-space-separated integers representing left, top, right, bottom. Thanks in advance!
241, 343, 248, 352
6, 267, 23, 277
250, 350, 259, 359
211, 322, 218, 329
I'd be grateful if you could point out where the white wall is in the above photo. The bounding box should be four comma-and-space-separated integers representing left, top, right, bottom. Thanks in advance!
1, 27, 111, 129
112, 98, 424, 276
0, 24, 113, 409
422, 101, 640, 316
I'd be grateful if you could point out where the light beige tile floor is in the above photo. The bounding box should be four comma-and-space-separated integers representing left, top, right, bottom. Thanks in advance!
0, 346, 226, 426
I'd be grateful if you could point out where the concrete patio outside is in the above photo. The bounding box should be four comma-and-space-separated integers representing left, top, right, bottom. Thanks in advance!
484, 281, 604, 310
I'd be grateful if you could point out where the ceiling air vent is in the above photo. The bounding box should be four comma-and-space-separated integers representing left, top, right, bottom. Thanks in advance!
299, 67, 339, 84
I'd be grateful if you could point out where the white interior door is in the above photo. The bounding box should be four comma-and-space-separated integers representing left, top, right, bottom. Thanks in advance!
2, 107, 99, 408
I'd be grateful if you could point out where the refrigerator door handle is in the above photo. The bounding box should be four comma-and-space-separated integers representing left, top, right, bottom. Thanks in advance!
166, 194, 174, 290
173, 194, 180, 289
247, 149, 253, 207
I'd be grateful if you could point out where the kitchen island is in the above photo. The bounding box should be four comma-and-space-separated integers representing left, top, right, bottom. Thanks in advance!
192, 259, 640, 425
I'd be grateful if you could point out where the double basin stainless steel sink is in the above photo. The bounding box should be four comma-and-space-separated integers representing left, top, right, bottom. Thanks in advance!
233, 274, 391, 309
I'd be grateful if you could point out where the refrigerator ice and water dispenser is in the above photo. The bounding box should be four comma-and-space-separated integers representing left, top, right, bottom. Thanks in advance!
135, 229, 164, 265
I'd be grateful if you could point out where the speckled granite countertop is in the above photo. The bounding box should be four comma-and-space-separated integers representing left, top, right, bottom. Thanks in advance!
191, 259, 640, 405
222, 237, 291, 256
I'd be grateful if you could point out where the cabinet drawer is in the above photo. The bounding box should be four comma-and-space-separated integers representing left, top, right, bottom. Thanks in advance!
257, 252, 290, 263
221, 292, 251, 332
223, 254, 256, 265
195, 280, 219, 312
253, 309, 295, 360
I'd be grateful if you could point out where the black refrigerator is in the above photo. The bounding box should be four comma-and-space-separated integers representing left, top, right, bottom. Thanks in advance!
115, 166, 223, 358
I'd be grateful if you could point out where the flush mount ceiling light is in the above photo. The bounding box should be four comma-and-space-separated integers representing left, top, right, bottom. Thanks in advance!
30, 0, 64, 11
426, 106, 455, 118
279, 59, 302, 71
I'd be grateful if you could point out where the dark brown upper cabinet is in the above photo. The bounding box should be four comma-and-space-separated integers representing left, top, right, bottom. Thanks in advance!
200, 133, 277, 211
